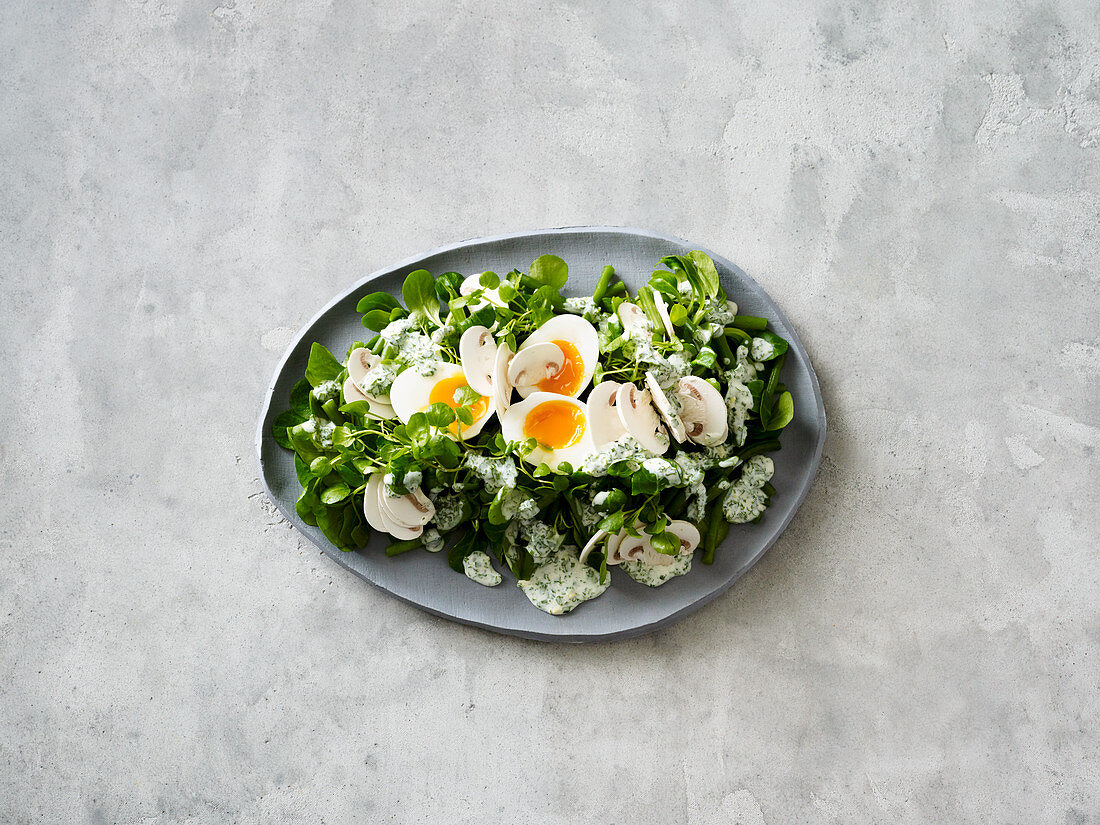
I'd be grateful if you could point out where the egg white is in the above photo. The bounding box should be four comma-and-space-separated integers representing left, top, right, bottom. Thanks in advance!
515, 315, 599, 399
388, 362, 495, 438
500, 391, 596, 469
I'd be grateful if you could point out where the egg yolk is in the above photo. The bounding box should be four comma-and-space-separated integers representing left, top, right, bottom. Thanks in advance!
429, 373, 489, 431
524, 400, 586, 449
536, 340, 583, 396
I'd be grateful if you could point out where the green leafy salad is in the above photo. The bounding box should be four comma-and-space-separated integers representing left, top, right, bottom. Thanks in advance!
272, 251, 794, 615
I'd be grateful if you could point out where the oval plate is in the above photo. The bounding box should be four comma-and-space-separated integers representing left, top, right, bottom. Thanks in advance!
256, 227, 825, 642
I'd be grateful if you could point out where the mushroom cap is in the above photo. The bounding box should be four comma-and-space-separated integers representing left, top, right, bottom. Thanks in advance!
666, 520, 701, 555
491, 340, 514, 420
586, 380, 626, 448
459, 325, 497, 396
379, 484, 436, 529
616, 302, 651, 338
644, 372, 686, 443
615, 383, 669, 455
675, 375, 728, 447
346, 347, 392, 405
507, 341, 565, 389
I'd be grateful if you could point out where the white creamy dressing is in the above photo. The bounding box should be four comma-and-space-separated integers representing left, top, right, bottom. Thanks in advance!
750, 337, 776, 361
702, 297, 738, 326
430, 492, 465, 532
581, 434, 652, 477
357, 362, 398, 396
301, 416, 335, 447
722, 455, 774, 523
311, 380, 341, 403
518, 549, 610, 614
519, 518, 565, 563
464, 454, 518, 492
725, 345, 760, 447
463, 551, 502, 586
562, 296, 601, 322
422, 527, 444, 553
622, 552, 693, 587
380, 317, 442, 375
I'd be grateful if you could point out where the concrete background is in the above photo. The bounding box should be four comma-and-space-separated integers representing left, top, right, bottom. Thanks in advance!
2, 0, 1097, 822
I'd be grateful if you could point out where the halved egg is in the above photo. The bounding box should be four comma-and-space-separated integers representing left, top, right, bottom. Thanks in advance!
389, 362, 495, 438
500, 391, 595, 469
514, 315, 598, 399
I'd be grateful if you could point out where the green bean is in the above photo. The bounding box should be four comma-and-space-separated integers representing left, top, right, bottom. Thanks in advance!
724, 327, 752, 346
665, 489, 688, 518
385, 537, 423, 556
701, 501, 729, 565
714, 331, 735, 367
762, 482, 776, 497
738, 439, 781, 461
592, 265, 615, 304
733, 315, 768, 331
369, 335, 384, 355
606, 281, 628, 298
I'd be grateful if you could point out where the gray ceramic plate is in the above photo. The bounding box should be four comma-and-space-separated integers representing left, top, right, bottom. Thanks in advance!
256, 227, 825, 642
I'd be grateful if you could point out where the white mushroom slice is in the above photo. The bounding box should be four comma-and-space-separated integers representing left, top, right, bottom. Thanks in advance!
644, 372, 686, 443
491, 340, 514, 419
578, 530, 609, 565
617, 302, 651, 339
675, 376, 728, 447
343, 376, 369, 404
363, 397, 397, 420
726, 299, 738, 316
507, 341, 565, 389
666, 520, 701, 556
604, 531, 625, 565
459, 325, 497, 396
614, 533, 650, 564
615, 383, 669, 455
379, 485, 436, 529
346, 347, 392, 405
652, 290, 676, 338
362, 474, 389, 533
587, 381, 626, 448
460, 273, 506, 309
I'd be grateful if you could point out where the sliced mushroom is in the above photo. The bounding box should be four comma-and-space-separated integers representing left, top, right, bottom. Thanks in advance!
666, 520, 701, 556
343, 376, 369, 404
675, 376, 728, 447
652, 290, 676, 338
362, 474, 389, 533
459, 325, 497, 396
346, 347, 392, 405
613, 533, 650, 564
616, 302, 651, 339
644, 372, 686, 443
378, 484, 436, 529
507, 341, 565, 389
491, 340, 514, 419
578, 530, 609, 565
460, 273, 506, 309
364, 397, 398, 420
604, 530, 625, 565
587, 380, 626, 448
726, 299, 738, 316
615, 383, 669, 455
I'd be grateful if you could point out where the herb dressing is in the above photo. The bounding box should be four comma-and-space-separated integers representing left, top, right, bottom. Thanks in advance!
463, 551, 502, 586
518, 549, 610, 614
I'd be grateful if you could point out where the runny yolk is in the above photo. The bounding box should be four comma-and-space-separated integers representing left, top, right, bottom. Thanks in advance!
524, 400, 586, 450
428, 374, 489, 432
536, 340, 583, 396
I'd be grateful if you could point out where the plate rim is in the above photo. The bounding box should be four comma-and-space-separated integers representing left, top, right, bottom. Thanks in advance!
255, 225, 827, 642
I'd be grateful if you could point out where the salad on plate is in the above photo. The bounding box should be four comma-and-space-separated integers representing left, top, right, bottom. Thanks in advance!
272, 252, 794, 615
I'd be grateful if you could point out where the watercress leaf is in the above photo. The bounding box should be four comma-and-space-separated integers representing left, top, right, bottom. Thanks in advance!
356, 292, 401, 315
765, 391, 794, 431
433, 436, 461, 468
650, 531, 680, 556
528, 254, 568, 289
598, 511, 626, 535
305, 343, 343, 387
686, 250, 721, 298
454, 385, 481, 406
362, 309, 393, 331
455, 406, 474, 426
294, 453, 312, 486
310, 456, 333, 477
478, 271, 500, 289
272, 410, 307, 449
402, 269, 437, 315
289, 378, 312, 416
406, 412, 429, 443
556, 461, 574, 476
533, 463, 552, 478
335, 463, 362, 487
497, 283, 517, 302
468, 304, 497, 329
351, 523, 371, 547
338, 399, 373, 417
746, 379, 764, 412
631, 469, 661, 496
669, 303, 689, 326
426, 402, 456, 428
436, 271, 463, 300
321, 482, 351, 505
756, 330, 789, 359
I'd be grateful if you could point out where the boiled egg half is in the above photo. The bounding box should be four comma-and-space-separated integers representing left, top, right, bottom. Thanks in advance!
500, 391, 595, 470
389, 362, 495, 438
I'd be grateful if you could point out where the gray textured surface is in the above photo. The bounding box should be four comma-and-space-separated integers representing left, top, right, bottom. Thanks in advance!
2, 0, 1097, 822
257, 228, 826, 642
